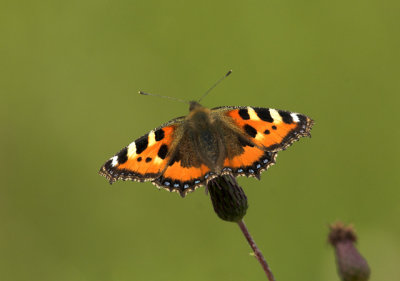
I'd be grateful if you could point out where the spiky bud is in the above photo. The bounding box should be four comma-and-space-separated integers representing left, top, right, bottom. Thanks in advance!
207, 175, 248, 222
328, 222, 371, 281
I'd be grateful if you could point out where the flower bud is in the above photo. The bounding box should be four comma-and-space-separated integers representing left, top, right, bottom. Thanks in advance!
207, 175, 248, 222
328, 222, 371, 281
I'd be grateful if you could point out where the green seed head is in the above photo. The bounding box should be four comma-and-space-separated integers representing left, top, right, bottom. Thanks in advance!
207, 175, 248, 222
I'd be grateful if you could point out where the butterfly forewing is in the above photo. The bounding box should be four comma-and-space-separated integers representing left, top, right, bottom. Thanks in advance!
99, 117, 184, 184
212, 106, 313, 152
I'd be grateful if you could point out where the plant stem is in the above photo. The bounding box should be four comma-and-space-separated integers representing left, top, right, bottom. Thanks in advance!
238, 219, 276, 281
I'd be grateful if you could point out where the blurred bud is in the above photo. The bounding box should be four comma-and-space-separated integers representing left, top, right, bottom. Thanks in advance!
328, 222, 371, 281
207, 175, 248, 222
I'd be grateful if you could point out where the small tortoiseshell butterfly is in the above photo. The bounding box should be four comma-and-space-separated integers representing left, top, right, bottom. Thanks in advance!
99, 99, 314, 197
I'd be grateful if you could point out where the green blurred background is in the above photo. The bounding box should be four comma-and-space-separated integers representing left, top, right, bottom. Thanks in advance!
1, 0, 399, 280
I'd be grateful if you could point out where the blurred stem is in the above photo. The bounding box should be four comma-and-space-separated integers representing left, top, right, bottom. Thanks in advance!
238, 220, 276, 281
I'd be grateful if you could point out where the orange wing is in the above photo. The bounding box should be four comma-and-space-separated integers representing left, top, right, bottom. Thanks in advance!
210, 106, 313, 179
99, 116, 216, 197
213, 106, 314, 151
99, 117, 184, 184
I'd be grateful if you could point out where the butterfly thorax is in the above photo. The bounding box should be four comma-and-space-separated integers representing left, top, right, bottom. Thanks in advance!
184, 104, 226, 174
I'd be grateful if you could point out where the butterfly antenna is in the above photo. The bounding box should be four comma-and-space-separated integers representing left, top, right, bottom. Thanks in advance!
139, 91, 190, 105
198, 70, 232, 103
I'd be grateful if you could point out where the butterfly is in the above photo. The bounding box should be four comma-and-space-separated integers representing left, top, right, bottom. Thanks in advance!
99, 101, 314, 197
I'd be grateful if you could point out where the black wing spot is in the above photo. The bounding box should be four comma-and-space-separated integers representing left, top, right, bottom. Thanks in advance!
278, 110, 293, 124
238, 108, 250, 120
254, 108, 273, 122
244, 124, 257, 138
154, 129, 165, 141
137, 157, 142, 162
264, 129, 270, 134
145, 157, 152, 163
158, 144, 168, 159
117, 147, 128, 164
272, 125, 277, 130
136, 136, 148, 154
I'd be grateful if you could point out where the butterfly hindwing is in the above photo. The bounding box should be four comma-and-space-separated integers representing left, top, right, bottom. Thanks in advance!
99, 117, 184, 183
153, 132, 213, 196
222, 146, 278, 179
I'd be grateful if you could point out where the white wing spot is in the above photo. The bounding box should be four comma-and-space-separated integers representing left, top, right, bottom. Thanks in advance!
269, 109, 282, 123
127, 142, 137, 158
247, 107, 260, 121
291, 113, 300, 123
111, 156, 118, 167
148, 130, 156, 147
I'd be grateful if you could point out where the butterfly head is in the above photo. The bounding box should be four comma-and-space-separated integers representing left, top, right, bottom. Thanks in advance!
189, 101, 203, 111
